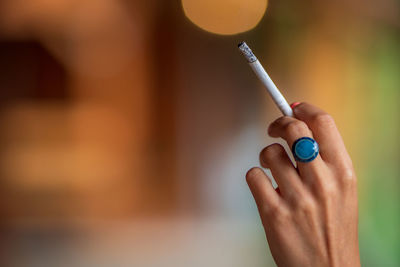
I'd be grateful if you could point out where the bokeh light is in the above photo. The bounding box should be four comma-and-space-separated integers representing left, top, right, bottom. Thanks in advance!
181, 0, 268, 35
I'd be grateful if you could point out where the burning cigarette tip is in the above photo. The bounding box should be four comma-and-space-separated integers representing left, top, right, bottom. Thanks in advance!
238, 41, 257, 63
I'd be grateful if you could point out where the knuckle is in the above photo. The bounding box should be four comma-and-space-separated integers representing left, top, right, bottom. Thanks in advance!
268, 117, 285, 134
246, 167, 263, 183
261, 202, 279, 216
285, 120, 308, 135
262, 144, 284, 162
339, 167, 357, 186
264, 205, 290, 223
312, 113, 335, 128
318, 180, 338, 200
295, 196, 316, 215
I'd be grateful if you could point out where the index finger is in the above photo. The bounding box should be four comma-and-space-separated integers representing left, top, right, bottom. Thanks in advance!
292, 102, 351, 165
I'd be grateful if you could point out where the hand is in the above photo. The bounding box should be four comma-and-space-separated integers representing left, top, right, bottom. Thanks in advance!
246, 102, 360, 267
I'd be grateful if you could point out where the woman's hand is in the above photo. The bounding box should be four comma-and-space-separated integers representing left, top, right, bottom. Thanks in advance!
246, 102, 360, 267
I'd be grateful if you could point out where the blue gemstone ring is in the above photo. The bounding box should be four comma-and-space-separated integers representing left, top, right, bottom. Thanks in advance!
292, 137, 319, 163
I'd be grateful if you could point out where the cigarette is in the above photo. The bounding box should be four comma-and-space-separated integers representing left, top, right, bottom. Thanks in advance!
238, 41, 293, 117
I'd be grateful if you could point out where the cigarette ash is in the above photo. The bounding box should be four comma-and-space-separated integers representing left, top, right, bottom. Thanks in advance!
238, 41, 257, 63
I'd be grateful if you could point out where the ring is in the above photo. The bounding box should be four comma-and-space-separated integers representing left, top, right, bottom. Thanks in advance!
292, 137, 319, 163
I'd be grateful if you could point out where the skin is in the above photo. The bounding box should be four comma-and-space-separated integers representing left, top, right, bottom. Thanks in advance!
246, 102, 360, 267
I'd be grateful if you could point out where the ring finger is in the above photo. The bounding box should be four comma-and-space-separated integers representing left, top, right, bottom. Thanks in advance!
259, 143, 305, 202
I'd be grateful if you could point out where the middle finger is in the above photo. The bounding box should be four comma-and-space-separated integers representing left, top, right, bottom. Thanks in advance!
268, 116, 327, 182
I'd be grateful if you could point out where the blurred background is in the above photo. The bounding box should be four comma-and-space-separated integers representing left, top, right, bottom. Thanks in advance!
0, 0, 399, 266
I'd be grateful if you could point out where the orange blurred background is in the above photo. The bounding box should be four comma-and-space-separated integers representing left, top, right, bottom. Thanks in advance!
0, 0, 399, 266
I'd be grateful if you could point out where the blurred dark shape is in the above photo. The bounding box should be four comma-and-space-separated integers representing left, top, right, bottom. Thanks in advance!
0, 40, 67, 102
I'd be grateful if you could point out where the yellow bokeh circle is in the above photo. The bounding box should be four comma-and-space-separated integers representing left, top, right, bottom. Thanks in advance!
182, 0, 268, 35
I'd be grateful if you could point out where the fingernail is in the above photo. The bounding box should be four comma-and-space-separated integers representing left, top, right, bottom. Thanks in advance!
275, 187, 281, 196
290, 102, 301, 109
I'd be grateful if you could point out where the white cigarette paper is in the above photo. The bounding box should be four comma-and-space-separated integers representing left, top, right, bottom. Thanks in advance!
238, 42, 293, 117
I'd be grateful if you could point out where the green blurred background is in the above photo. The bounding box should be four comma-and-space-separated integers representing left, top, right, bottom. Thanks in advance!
0, 0, 399, 266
